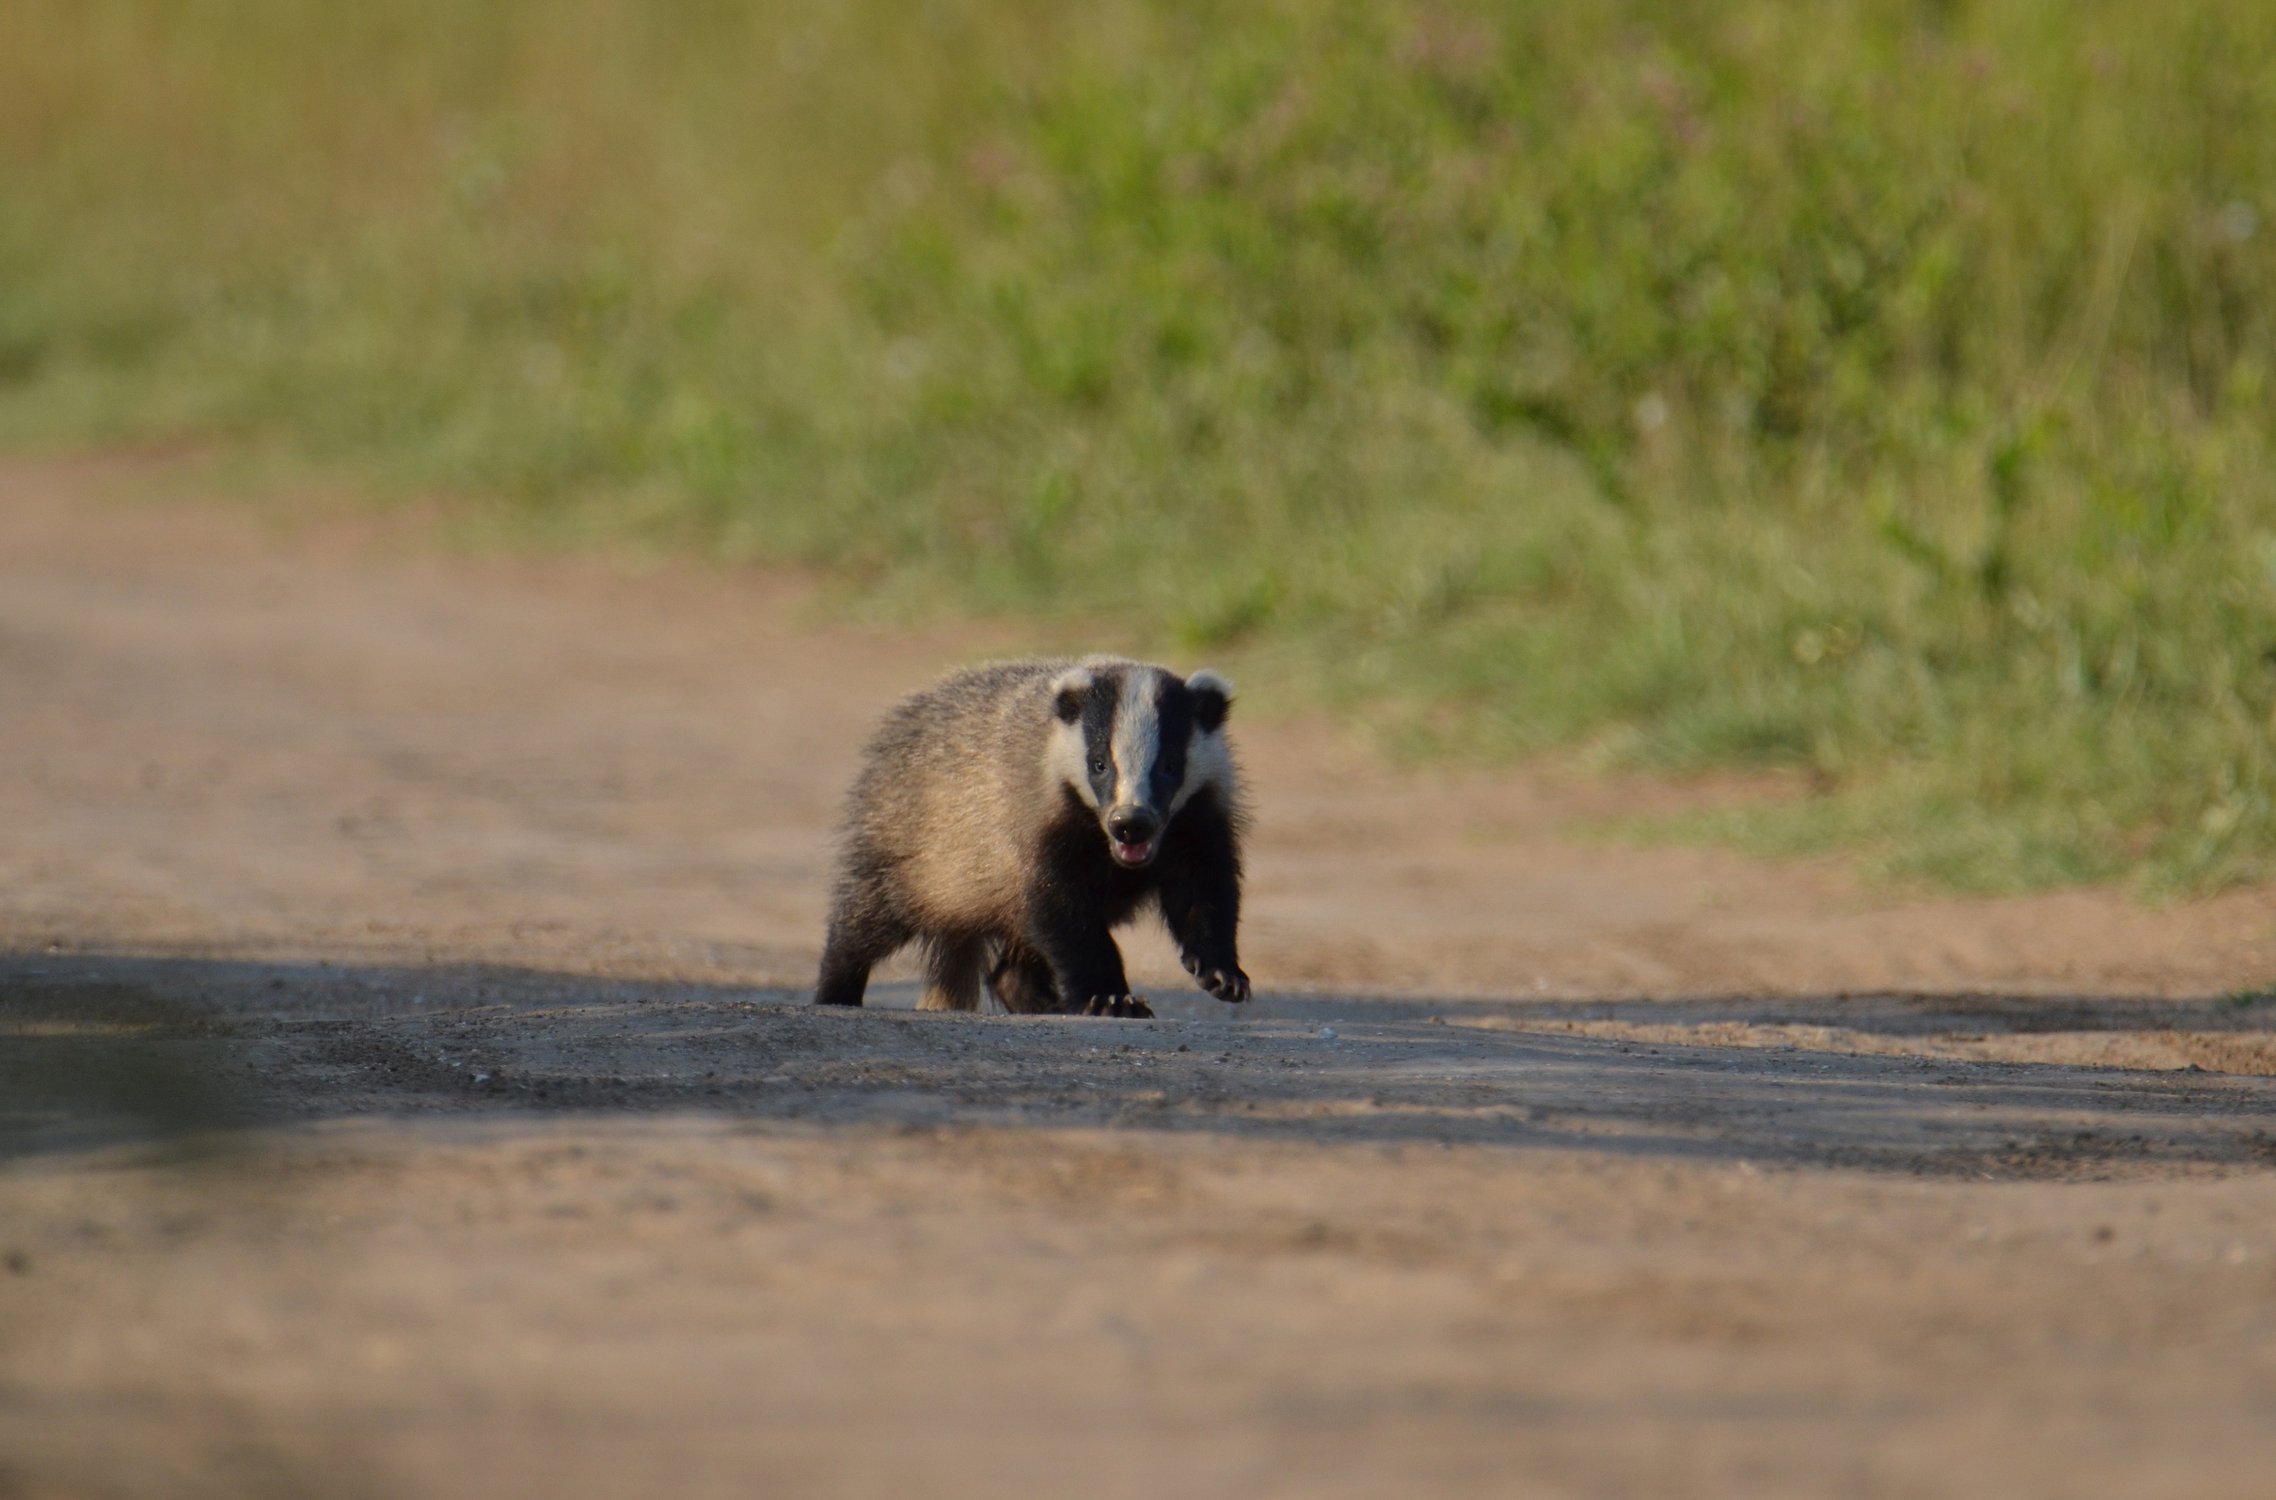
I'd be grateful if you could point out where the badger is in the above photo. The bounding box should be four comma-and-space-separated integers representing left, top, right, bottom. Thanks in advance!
813, 657, 1249, 1019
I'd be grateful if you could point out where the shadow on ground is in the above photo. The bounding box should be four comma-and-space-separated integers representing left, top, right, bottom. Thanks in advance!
7, 952, 2276, 1180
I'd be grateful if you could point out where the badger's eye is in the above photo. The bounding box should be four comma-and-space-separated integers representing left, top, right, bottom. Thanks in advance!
1090, 757, 1109, 776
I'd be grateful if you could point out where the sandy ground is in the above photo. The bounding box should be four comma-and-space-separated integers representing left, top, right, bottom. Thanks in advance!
4, 456, 2276, 1498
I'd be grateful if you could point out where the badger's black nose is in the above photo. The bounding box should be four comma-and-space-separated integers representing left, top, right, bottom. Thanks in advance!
1107, 807, 1161, 846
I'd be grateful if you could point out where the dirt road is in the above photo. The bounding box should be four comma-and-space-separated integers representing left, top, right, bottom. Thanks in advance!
4, 458, 2276, 1498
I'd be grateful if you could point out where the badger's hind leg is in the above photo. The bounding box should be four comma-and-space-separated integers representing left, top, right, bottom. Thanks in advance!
985, 939, 1064, 1015
814, 881, 911, 1007
917, 934, 987, 1012
816, 920, 911, 1007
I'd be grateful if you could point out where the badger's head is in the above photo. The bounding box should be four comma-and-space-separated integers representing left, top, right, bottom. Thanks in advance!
1047, 662, 1234, 869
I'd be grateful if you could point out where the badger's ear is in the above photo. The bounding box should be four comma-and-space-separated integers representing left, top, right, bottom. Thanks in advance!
1049, 667, 1093, 725
1185, 669, 1233, 733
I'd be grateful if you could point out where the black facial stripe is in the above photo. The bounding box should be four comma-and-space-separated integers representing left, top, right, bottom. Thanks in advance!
1150, 686, 1192, 808
1080, 669, 1119, 807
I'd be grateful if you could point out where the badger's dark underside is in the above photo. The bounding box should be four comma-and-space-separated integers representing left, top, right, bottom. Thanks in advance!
815, 785, 1245, 1017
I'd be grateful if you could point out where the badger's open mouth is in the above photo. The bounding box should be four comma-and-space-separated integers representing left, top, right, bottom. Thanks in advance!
1109, 836, 1157, 868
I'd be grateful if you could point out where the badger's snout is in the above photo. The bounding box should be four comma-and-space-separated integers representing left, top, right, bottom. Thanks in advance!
1105, 805, 1162, 867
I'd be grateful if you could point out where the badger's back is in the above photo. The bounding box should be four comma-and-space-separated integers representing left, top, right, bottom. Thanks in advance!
841, 659, 1072, 933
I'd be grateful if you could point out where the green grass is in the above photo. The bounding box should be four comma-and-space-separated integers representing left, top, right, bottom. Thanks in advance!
6, 0, 2276, 893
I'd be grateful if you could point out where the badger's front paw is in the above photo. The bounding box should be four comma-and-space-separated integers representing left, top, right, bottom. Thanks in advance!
1182, 954, 1251, 1004
1079, 994, 1154, 1019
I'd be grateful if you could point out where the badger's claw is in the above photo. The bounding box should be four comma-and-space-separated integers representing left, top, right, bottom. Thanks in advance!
1182, 957, 1250, 1004
1079, 994, 1154, 1019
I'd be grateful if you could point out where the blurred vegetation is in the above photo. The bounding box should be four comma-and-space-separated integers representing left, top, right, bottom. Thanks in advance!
5, 0, 2276, 892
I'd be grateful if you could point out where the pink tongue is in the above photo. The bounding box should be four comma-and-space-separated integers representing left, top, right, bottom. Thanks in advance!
1116, 839, 1151, 862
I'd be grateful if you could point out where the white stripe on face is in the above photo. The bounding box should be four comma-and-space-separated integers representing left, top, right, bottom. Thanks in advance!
1049, 718, 1100, 808
1172, 725, 1233, 812
1046, 664, 1101, 808
1111, 668, 1163, 811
